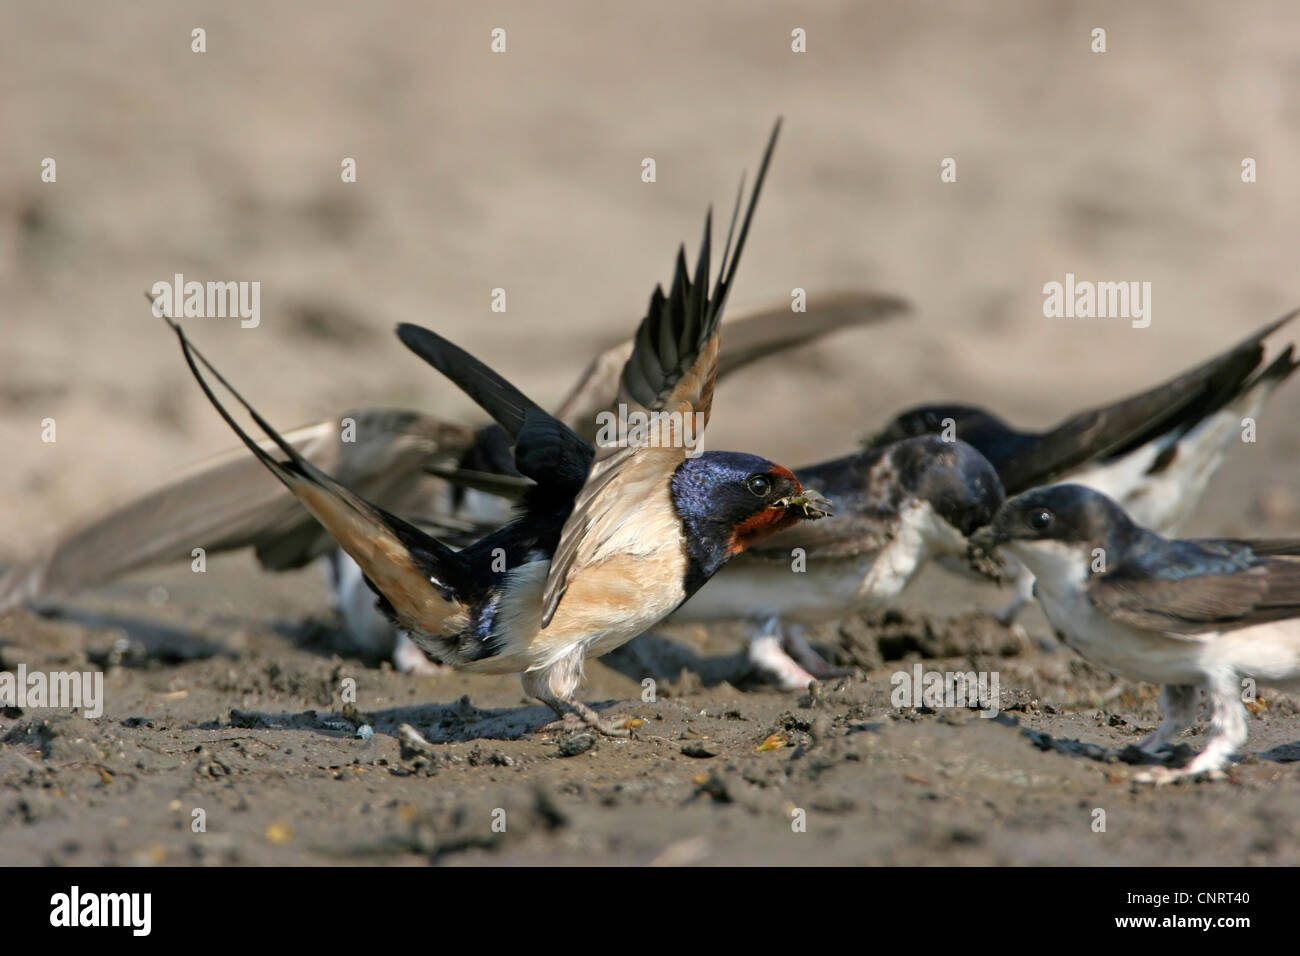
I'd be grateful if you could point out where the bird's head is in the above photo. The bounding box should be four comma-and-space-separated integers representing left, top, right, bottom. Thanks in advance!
671, 451, 832, 587
887, 436, 1005, 540
972, 483, 1138, 582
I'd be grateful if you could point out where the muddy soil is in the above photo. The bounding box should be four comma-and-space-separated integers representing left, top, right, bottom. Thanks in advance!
2, 557, 1298, 866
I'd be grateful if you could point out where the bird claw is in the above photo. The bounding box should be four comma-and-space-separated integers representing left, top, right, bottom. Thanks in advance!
589, 716, 637, 738
537, 705, 641, 738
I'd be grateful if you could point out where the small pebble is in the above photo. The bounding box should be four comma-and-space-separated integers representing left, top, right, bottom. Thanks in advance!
558, 733, 596, 757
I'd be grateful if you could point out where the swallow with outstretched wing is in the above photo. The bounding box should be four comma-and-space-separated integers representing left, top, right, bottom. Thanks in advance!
159, 121, 830, 734
0, 289, 899, 669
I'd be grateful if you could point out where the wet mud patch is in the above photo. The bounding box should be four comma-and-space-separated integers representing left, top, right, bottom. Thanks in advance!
1, 568, 1299, 865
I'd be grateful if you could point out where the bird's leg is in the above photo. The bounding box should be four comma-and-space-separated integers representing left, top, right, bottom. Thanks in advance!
1135, 677, 1243, 784
993, 567, 1036, 626
1138, 684, 1200, 754
1179, 679, 1247, 776
780, 624, 851, 680
523, 652, 634, 738
747, 615, 817, 691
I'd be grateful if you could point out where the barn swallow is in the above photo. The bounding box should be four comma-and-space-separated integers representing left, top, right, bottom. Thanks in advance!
872, 312, 1299, 622
159, 121, 831, 734
668, 436, 1004, 688
0, 288, 899, 673
975, 484, 1300, 782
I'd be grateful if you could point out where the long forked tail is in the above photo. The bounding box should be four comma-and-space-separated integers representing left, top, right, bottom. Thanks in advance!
1001, 308, 1300, 493
155, 307, 467, 638
1122, 310, 1300, 459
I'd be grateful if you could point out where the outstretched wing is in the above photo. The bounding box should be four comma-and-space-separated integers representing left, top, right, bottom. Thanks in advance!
540, 120, 781, 626
395, 323, 593, 498
0, 409, 470, 610
555, 289, 910, 442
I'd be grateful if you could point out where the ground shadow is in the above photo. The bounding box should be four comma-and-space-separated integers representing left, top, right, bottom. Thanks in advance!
191, 694, 637, 744
21, 605, 234, 665
599, 630, 757, 688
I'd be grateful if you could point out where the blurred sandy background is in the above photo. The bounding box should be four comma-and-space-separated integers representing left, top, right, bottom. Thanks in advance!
5, 0, 1300, 555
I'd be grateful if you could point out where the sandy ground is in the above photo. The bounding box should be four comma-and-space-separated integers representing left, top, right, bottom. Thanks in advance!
3, 1, 1300, 865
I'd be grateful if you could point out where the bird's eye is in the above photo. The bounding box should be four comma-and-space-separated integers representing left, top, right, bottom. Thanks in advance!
1028, 509, 1054, 531
746, 475, 771, 497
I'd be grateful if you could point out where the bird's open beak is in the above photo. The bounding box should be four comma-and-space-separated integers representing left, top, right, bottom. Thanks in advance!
775, 488, 833, 520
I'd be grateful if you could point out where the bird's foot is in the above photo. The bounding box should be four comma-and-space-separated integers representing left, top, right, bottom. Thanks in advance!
537, 698, 641, 738
749, 634, 819, 691
1136, 730, 1168, 756
781, 630, 852, 681
537, 714, 634, 738
1132, 764, 1229, 786
537, 711, 586, 733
